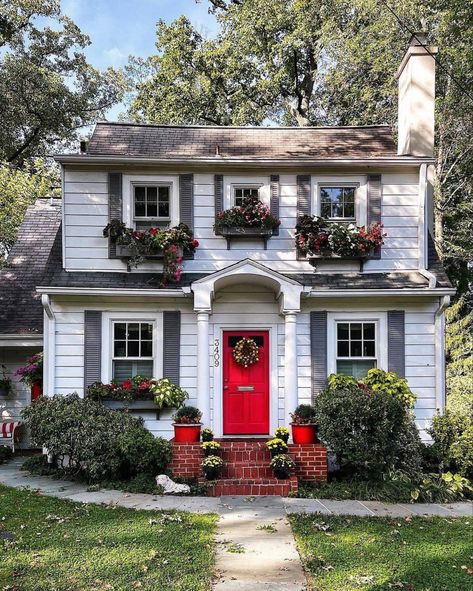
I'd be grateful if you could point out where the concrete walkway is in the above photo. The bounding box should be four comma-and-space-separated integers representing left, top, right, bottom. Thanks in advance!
1, 460, 472, 591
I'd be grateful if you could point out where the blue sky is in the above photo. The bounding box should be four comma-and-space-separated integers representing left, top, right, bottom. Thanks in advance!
60, 0, 217, 117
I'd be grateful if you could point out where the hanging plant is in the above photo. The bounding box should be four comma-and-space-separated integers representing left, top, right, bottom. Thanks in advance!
233, 337, 259, 367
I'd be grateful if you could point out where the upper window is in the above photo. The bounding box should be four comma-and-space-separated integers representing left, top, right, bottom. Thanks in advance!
336, 321, 376, 379
112, 321, 154, 381
320, 186, 356, 220
134, 185, 170, 220
233, 186, 260, 207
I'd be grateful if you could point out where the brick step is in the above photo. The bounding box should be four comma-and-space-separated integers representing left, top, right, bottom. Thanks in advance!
201, 475, 298, 497
222, 463, 274, 479
220, 450, 271, 463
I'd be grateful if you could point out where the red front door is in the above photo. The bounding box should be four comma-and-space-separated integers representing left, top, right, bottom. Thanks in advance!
223, 330, 270, 435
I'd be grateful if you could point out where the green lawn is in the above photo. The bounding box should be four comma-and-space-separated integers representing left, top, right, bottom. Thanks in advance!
0, 484, 217, 591
290, 514, 473, 591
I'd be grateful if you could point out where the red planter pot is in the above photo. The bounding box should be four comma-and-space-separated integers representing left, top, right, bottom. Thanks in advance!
31, 382, 42, 401
291, 423, 318, 444
173, 423, 202, 443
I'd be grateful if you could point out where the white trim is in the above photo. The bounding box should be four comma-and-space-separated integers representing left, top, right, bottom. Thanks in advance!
213, 323, 278, 438
36, 287, 187, 297
0, 335, 43, 347
419, 163, 428, 270
61, 164, 66, 269
55, 155, 435, 167
122, 174, 179, 228
327, 312, 388, 376
311, 176, 367, 226
224, 176, 269, 210
101, 311, 163, 383
41, 295, 55, 395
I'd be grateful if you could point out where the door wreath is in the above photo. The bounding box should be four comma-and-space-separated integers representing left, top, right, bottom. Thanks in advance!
233, 337, 259, 367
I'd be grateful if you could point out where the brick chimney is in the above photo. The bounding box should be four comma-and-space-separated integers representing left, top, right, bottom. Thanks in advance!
397, 33, 438, 157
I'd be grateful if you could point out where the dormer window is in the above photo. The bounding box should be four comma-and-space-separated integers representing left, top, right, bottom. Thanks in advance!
233, 185, 260, 207
134, 184, 170, 229
320, 186, 356, 220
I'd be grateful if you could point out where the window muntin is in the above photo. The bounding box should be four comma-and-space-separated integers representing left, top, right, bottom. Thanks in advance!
233, 186, 260, 207
320, 186, 356, 219
336, 321, 376, 379
112, 321, 154, 380
134, 185, 170, 220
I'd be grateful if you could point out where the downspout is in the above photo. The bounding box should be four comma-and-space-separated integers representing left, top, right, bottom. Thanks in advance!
435, 295, 450, 414
41, 295, 55, 395
418, 163, 437, 288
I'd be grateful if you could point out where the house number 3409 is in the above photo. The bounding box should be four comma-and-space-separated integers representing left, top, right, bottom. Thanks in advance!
214, 338, 220, 367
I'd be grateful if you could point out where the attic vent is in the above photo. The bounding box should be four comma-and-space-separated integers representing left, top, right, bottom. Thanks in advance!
80, 140, 87, 153
215, 145, 221, 156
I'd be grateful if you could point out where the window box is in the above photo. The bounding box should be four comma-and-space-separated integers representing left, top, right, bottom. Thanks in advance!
308, 250, 374, 271
215, 225, 274, 250
115, 244, 183, 260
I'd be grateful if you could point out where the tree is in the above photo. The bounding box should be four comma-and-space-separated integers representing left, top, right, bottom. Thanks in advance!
0, 160, 59, 261
0, 0, 125, 165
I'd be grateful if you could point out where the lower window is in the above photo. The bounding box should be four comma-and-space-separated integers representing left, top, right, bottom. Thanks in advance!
112, 321, 154, 381
336, 321, 376, 379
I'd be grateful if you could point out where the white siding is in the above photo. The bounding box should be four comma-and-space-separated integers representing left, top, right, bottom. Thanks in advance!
63, 168, 422, 274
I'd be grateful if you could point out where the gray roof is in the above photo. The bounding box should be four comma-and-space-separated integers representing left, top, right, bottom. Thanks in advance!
291, 271, 450, 290
84, 122, 400, 161
0, 200, 62, 335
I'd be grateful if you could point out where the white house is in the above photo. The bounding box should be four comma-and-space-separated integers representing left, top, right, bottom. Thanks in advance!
0, 35, 454, 444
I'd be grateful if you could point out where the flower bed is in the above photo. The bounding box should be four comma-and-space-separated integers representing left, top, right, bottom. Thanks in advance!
103, 219, 199, 284
295, 215, 385, 259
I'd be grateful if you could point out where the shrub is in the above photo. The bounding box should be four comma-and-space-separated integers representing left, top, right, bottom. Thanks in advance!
22, 394, 171, 482
0, 445, 13, 464
428, 411, 473, 479
314, 386, 420, 477
117, 425, 171, 477
290, 404, 317, 424
173, 405, 202, 424
411, 472, 473, 503
363, 368, 416, 408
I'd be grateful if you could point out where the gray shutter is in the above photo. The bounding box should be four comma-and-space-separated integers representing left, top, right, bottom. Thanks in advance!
388, 310, 405, 377
179, 174, 194, 260
310, 311, 327, 400
270, 174, 280, 235
297, 175, 311, 218
84, 311, 102, 391
367, 174, 382, 259
163, 311, 181, 385
108, 172, 122, 259
214, 174, 223, 218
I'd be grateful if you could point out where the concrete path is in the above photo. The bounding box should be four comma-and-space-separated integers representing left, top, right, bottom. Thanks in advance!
1, 460, 472, 590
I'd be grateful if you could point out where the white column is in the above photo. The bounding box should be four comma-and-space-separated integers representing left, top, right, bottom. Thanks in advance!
196, 311, 211, 426
284, 311, 298, 428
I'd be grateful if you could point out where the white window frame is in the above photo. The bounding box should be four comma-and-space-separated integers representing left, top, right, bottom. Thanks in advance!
101, 312, 163, 383
232, 184, 263, 207
327, 311, 387, 376
123, 174, 179, 229
224, 176, 270, 210
312, 176, 367, 226
132, 183, 172, 224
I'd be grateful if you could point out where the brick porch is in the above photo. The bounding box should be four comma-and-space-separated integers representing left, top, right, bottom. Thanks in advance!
170, 439, 328, 496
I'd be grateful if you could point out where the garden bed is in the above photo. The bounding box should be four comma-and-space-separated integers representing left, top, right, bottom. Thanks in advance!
0, 484, 216, 591
290, 513, 473, 591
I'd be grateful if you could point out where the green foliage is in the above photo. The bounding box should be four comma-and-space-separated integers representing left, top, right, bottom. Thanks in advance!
21, 394, 145, 482
152, 378, 188, 410
410, 471, 473, 503
0, 162, 58, 259
446, 297, 473, 416
214, 194, 280, 231
117, 426, 171, 477
326, 373, 359, 391
364, 368, 416, 408
0, 1, 124, 165
291, 404, 317, 424
0, 445, 13, 464
201, 427, 214, 442
314, 386, 420, 476
429, 411, 473, 479
172, 405, 202, 424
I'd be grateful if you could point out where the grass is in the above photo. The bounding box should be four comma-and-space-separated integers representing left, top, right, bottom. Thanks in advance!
290, 513, 473, 591
0, 484, 217, 591
295, 477, 416, 503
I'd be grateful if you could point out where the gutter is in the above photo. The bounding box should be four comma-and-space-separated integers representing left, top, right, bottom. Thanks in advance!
306, 287, 455, 298
0, 334, 43, 347
54, 154, 435, 168
41, 295, 55, 395
36, 287, 187, 297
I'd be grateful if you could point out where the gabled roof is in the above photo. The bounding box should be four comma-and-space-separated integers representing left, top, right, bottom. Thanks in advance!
0, 200, 61, 335
79, 122, 402, 161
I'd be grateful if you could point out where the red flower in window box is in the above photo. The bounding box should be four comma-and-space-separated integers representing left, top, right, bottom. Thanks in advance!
122, 379, 133, 390
192, 239, 199, 248
149, 227, 159, 236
